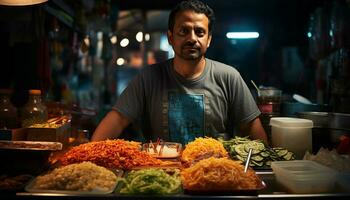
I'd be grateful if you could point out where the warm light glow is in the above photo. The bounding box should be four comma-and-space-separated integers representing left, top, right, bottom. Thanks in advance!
0, 0, 47, 6
120, 38, 129, 47
226, 32, 259, 39
110, 35, 117, 44
136, 31, 143, 42
145, 33, 150, 41
116, 58, 125, 66
83, 36, 90, 47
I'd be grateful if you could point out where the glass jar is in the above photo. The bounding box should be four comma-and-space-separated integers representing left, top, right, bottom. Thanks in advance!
21, 90, 48, 127
257, 88, 282, 144
257, 88, 282, 115
0, 89, 18, 129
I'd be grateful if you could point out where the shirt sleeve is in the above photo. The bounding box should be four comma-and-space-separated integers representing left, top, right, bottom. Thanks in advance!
112, 73, 145, 123
230, 71, 261, 124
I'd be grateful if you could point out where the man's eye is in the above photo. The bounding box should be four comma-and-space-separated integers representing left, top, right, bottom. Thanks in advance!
196, 29, 205, 36
179, 28, 188, 35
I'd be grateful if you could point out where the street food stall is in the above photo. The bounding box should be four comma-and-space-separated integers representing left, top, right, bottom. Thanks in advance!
0, 134, 349, 199
1, 0, 350, 199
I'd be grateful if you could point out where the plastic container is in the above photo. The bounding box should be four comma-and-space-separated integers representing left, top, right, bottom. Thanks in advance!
21, 90, 48, 127
270, 117, 313, 159
336, 172, 350, 192
142, 142, 182, 158
271, 160, 337, 193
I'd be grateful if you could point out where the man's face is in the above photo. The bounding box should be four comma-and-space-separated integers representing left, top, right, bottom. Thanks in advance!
168, 10, 212, 61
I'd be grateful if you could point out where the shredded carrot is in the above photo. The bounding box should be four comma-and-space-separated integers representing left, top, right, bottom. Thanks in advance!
60, 139, 162, 169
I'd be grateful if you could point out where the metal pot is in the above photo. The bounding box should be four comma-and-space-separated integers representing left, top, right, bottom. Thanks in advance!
297, 112, 350, 131
281, 102, 331, 117
296, 112, 350, 154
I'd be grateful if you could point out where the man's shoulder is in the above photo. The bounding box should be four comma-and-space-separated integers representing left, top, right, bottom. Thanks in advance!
134, 59, 171, 83
206, 58, 240, 76
139, 59, 171, 76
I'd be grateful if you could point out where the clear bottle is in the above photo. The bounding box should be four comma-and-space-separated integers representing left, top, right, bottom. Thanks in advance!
0, 89, 18, 129
21, 89, 48, 127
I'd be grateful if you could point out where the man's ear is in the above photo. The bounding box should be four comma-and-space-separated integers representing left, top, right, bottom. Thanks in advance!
207, 34, 212, 48
167, 30, 173, 46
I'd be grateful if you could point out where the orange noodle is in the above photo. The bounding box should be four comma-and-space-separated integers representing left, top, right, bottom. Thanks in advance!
181, 157, 261, 190
60, 139, 162, 169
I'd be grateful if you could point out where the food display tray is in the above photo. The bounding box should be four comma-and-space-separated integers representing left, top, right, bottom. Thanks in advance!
24, 169, 123, 195
183, 180, 266, 195
115, 168, 182, 195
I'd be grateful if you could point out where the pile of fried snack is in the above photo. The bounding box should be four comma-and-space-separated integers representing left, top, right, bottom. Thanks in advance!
29, 137, 263, 194
180, 137, 262, 191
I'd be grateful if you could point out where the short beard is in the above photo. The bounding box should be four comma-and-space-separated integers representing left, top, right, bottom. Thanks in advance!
179, 49, 202, 60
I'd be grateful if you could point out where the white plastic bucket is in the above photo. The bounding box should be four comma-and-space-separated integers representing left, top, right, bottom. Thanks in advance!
270, 117, 313, 159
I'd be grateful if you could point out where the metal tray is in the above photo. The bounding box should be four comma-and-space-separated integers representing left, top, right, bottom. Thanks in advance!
0, 141, 63, 174
131, 161, 182, 170
0, 140, 62, 150
0, 174, 34, 193
24, 169, 123, 195
116, 168, 182, 195
183, 180, 266, 195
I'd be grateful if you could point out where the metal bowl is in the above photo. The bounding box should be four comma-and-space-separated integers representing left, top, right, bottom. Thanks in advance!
0, 141, 62, 175
297, 112, 350, 131
296, 112, 350, 154
281, 102, 331, 117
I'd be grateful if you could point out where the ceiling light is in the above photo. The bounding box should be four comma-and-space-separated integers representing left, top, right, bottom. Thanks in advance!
307, 32, 312, 38
145, 33, 150, 41
226, 32, 259, 39
120, 38, 129, 47
116, 58, 125, 66
110, 35, 117, 44
0, 0, 47, 6
136, 32, 143, 42
83, 36, 90, 47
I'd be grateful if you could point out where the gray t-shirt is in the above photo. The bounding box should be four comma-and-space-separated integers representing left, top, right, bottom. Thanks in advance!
113, 58, 260, 144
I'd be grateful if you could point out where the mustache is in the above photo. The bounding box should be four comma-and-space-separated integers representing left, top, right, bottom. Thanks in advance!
182, 41, 200, 49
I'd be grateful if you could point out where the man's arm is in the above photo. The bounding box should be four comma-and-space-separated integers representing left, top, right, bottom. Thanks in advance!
91, 110, 130, 141
239, 117, 268, 144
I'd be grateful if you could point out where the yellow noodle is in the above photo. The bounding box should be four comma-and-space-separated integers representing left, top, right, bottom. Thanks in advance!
181, 137, 228, 166
181, 157, 261, 191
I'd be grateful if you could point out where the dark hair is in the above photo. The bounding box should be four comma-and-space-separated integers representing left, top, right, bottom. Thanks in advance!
168, 0, 215, 35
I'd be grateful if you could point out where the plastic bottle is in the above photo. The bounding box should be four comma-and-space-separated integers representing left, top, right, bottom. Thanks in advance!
21, 90, 48, 127
0, 89, 18, 129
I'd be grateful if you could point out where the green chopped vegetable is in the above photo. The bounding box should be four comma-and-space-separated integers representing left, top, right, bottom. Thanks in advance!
276, 149, 288, 157
244, 141, 265, 154
283, 152, 294, 160
119, 168, 181, 195
251, 155, 264, 162
219, 136, 295, 168
234, 144, 248, 156
251, 160, 264, 167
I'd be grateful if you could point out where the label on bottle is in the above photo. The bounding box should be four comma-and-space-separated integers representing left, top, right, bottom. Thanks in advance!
258, 104, 273, 113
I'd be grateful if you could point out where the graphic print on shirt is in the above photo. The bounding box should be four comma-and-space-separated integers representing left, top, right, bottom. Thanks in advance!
168, 92, 205, 144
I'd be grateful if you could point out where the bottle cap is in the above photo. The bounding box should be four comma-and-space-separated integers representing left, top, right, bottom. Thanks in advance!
29, 90, 41, 95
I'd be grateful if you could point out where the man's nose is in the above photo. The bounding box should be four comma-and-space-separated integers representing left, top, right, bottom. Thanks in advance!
187, 30, 197, 42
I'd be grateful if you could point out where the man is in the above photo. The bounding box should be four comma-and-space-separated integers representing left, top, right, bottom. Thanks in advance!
92, 0, 268, 144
